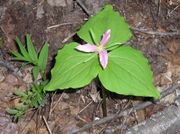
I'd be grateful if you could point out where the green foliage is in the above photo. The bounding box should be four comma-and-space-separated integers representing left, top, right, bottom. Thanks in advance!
11, 35, 49, 80
7, 81, 48, 120
38, 42, 49, 72
44, 42, 100, 90
98, 46, 160, 98
8, 35, 49, 120
77, 5, 132, 49
26, 34, 38, 64
45, 5, 160, 99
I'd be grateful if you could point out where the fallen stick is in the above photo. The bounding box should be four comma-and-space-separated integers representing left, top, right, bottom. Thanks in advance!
125, 96, 180, 134
131, 27, 180, 36
43, 116, 53, 134
75, 2, 180, 37
68, 83, 180, 134
76, 0, 92, 16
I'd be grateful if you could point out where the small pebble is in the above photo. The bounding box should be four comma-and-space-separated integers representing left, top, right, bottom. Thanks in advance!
94, 117, 100, 121
62, 93, 70, 100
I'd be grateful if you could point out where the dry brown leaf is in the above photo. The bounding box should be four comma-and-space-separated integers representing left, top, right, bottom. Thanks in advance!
167, 62, 180, 80
167, 39, 180, 65
89, 89, 101, 103
136, 110, 146, 122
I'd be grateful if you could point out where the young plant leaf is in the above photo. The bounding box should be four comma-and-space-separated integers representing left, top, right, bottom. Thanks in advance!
15, 37, 31, 61
36, 94, 43, 105
15, 91, 28, 98
11, 51, 29, 61
7, 109, 19, 115
98, 46, 160, 99
77, 5, 132, 49
31, 99, 39, 108
15, 104, 28, 111
38, 42, 49, 71
32, 66, 40, 80
44, 42, 101, 91
26, 34, 38, 64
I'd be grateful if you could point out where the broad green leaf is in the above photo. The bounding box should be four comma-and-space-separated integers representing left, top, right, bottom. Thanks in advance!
32, 66, 40, 80
44, 42, 101, 91
38, 42, 49, 71
26, 34, 38, 64
77, 5, 132, 49
16, 37, 31, 61
98, 46, 160, 99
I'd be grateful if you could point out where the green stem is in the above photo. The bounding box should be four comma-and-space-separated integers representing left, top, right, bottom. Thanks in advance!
41, 71, 46, 81
89, 28, 99, 45
101, 86, 107, 117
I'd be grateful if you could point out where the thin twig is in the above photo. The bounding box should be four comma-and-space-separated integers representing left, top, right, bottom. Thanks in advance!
76, 0, 92, 16
20, 110, 37, 134
49, 91, 57, 117
62, 32, 76, 43
68, 83, 180, 134
131, 27, 180, 36
46, 22, 78, 30
157, 0, 161, 17
101, 86, 107, 117
74, 1, 180, 37
76, 115, 89, 123
160, 83, 180, 98
49, 92, 64, 116
168, 4, 180, 17
78, 101, 93, 114
43, 116, 53, 134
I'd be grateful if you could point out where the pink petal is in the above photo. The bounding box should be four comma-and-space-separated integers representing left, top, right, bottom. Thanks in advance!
76, 44, 98, 52
100, 29, 111, 47
99, 50, 108, 69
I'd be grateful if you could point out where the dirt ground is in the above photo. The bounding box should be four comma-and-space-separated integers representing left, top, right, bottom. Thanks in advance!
0, 0, 180, 134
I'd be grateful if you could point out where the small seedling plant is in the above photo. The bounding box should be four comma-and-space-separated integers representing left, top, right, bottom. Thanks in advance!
7, 81, 47, 120
11, 34, 48, 80
44, 5, 160, 115
7, 35, 49, 120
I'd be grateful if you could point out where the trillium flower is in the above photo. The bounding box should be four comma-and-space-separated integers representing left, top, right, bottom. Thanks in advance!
76, 29, 111, 69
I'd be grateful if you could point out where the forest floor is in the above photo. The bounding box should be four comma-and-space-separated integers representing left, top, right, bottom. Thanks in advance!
0, 0, 180, 134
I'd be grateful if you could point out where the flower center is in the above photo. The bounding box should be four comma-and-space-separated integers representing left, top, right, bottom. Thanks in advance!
97, 45, 104, 52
